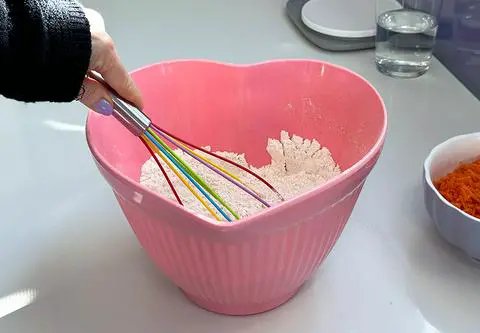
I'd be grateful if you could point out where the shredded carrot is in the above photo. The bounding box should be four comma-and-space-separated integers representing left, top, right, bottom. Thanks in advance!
434, 159, 480, 219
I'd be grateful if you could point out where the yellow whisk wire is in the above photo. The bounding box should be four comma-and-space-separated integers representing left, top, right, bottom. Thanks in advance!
147, 128, 239, 220
170, 137, 263, 197
143, 136, 221, 221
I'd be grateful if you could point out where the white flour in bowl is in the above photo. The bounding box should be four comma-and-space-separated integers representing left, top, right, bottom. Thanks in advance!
140, 131, 341, 219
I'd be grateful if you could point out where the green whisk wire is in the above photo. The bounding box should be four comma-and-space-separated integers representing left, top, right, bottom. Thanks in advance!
146, 128, 241, 220
145, 130, 232, 221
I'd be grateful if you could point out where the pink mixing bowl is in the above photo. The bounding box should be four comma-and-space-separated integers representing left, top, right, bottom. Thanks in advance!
86, 59, 387, 315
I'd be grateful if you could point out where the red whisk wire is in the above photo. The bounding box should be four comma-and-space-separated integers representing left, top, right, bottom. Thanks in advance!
140, 136, 183, 205
151, 124, 285, 201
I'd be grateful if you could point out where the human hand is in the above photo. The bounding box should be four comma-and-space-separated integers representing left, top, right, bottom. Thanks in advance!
80, 9, 143, 115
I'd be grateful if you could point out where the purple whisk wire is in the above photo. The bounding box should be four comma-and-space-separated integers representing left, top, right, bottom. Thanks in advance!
150, 126, 271, 208
151, 124, 285, 202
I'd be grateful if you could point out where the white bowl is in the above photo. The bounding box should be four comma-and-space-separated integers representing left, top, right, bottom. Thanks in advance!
424, 132, 480, 262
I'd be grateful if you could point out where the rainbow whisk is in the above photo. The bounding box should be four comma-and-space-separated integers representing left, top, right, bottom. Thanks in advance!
87, 71, 284, 222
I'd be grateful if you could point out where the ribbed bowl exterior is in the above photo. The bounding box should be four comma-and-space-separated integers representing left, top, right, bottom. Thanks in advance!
114, 182, 363, 315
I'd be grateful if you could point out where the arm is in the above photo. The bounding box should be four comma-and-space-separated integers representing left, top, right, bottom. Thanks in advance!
0, 0, 91, 102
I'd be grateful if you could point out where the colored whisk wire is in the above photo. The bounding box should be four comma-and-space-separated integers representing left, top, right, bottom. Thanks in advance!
146, 128, 240, 220
140, 136, 183, 205
151, 124, 285, 202
168, 136, 257, 193
145, 129, 234, 222
142, 135, 222, 221
150, 126, 271, 208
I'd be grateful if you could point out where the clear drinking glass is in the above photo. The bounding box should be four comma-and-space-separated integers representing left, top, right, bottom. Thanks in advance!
375, 0, 443, 78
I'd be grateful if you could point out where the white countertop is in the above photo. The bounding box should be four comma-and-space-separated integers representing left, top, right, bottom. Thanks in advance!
1, 0, 480, 332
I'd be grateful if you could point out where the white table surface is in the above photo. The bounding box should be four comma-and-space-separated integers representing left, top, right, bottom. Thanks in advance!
1, 0, 480, 332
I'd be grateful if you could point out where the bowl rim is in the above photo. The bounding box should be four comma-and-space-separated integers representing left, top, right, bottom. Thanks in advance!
424, 132, 480, 224
86, 58, 388, 228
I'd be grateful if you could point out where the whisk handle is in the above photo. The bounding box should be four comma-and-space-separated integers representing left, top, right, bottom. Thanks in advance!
87, 71, 151, 137
110, 95, 151, 136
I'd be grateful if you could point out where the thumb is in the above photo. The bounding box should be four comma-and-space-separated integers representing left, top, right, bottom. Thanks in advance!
79, 77, 114, 115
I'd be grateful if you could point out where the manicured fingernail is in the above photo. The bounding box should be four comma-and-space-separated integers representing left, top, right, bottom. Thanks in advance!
94, 99, 113, 116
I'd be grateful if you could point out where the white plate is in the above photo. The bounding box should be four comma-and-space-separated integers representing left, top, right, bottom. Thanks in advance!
301, 0, 376, 38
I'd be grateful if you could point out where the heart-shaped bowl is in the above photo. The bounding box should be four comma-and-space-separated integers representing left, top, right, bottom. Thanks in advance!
424, 133, 480, 263
86, 59, 387, 315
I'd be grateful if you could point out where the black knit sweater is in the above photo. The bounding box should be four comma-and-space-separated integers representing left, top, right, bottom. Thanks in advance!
0, 0, 91, 102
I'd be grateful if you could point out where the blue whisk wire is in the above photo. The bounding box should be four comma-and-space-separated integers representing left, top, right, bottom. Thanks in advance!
144, 131, 232, 222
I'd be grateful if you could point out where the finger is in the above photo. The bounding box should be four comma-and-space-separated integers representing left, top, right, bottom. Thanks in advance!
79, 77, 114, 116
99, 53, 144, 110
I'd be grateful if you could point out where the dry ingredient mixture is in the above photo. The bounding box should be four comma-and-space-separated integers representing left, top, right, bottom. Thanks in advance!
140, 131, 341, 219
434, 159, 480, 219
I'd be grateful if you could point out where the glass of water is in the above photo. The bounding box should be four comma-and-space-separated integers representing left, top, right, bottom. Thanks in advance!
375, 0, 443, 78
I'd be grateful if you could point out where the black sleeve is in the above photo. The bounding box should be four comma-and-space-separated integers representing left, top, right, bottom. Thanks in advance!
0, 0, 92, 103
